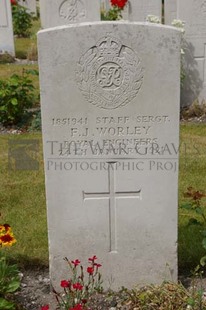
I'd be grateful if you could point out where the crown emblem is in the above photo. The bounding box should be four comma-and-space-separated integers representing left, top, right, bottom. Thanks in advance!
97, 36, 122, 57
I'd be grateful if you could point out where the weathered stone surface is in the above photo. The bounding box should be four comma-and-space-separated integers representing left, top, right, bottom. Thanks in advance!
39, 0, 100, 28
0, 0, 15, 56
123, 0, 162, 22
38, 22, 181, 290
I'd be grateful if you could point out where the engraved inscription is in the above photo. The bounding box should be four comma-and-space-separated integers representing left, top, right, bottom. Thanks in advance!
76, 35, 144, 109
59, 0, 86, 21
0, 0, 8, 27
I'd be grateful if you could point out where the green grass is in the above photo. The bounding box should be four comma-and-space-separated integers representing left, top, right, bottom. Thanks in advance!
0, 124, 206, 273
0, 134, 47, 267
179, 123, 206, 273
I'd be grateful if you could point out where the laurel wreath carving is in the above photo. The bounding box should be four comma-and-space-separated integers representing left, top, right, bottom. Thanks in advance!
76, 36, 144, 109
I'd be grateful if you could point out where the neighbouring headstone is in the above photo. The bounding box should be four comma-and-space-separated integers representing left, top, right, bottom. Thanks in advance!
100, 0, 162, 22
39, 0, 100, 29
123, 0, 162, 22
0, 0, 15, 56
177, 0, 206, 106
164, 0, 177, 25
18, 0, 37, 16
38, 22, 181, 290
100, 0, 110, 12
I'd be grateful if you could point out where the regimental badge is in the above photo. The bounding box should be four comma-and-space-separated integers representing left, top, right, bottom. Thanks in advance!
76, 35, 144, 109
59, 0, 86, 21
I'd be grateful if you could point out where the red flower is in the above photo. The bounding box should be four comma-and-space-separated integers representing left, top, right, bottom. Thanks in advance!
41, 306, 49, 310
71, 259, 81, 267
60, 280, 70, 288
110, 0, 128, 9
10, 0, 17, 5
94, 263, 102, 268
88, 255, 97, 262
87, 267, 94, 275
73, 282, 83, 290
69, 304, 83, 310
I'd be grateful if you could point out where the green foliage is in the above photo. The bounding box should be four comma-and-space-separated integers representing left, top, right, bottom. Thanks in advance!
119, 281, 206, 309
29, 110, 41, 131
0, 69, 38, 126
101, 6, 123, 20
180, 187, 206, 268
0, 256, 20, 310
12, 5, 33, 37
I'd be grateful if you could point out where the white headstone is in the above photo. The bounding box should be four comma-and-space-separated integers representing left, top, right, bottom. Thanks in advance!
164, 0, 177, 25
0, 0, 15, 56
123, 0, 162, 22
100, 0, 162, 22
177, 0, 206, 105
18, 0, 37, 16
39, 0, 100, 29
38, 22, 181, 290
100, 0, 110, 12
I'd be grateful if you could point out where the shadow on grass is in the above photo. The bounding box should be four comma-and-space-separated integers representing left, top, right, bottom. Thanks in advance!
6, 253, 48, 271
178, 221, 206, 276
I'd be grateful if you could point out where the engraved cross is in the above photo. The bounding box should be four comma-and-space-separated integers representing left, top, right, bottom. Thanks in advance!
83, 162, 142, 253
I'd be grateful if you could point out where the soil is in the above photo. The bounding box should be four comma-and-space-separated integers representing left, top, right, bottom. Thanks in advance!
13, 267, 51, 310
12, 266, 131, 310
11, 265, 206, 310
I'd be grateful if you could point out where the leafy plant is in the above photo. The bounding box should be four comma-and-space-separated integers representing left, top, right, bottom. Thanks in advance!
101, 0, 128, 20
0, 257, 20, 310
42, 255, 103, 310
12, 4, 33, 37
0, 69, 38, 126
181, 187, 206, 266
